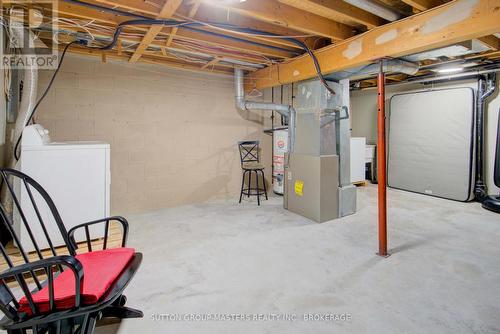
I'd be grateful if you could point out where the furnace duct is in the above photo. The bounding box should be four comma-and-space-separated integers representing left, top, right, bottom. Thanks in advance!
339, 59, 419, 81
234, 69, 296, 153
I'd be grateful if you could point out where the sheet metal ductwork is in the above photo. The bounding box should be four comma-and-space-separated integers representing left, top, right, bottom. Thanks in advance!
234, 69, 296, 152
343, 0, 402, 21
335, 59, 419, 81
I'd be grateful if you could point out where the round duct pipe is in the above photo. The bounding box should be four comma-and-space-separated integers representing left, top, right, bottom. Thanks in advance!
234, 69, 296, 153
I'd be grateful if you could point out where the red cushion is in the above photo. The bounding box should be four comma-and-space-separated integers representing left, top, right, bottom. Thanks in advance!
19, 247, 135, 315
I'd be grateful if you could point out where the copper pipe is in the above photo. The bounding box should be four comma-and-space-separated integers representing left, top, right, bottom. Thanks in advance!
377, 62, 388, 257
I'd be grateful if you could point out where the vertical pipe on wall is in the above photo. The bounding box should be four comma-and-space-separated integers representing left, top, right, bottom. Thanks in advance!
474, 73, 497, 201
377, 62, 388, 257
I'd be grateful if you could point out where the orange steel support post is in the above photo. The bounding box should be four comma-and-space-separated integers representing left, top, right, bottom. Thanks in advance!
377, 62, 388, 257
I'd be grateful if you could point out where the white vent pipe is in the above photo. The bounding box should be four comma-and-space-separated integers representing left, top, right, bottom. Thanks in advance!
9, 22, 38, 166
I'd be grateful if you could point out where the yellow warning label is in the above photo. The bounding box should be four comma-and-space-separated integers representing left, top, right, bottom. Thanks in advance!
294, 180, 304, 196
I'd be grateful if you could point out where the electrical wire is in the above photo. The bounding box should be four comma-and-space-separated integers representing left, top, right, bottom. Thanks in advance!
176, 14, 315, 39
84, 18, 335, 94
14, 41, 78, 161
8, 0, 336, 159
61, 0, 335, 94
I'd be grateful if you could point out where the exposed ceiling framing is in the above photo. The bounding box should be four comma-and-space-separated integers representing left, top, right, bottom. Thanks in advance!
2, 0, 499, 86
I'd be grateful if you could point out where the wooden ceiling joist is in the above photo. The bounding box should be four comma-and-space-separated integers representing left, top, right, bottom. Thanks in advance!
399, 0, 499, 52
194, 6, 305, 40
29, 0, 499, 77
277, 0, 386, 29
166, 0, 200, 47
129, 0, 184, 62
91, 0, 161, 17
199, 0, 354, 41
49, 21, 273, 65
183, 5, 307, 51
55, 2, 296, 60
477, 35, 500, 51
170, 28, 295, 59
69, 0, 311, 51
200, 56, 221, 70
65, 45, 233, 75
246, 0, 500, 90
400, 0, 443, 12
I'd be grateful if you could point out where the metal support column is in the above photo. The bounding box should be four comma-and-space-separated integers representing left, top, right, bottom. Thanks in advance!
377, 62, 388, 257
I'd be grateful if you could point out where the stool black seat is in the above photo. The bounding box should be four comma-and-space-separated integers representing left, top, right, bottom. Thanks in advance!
238, 141, 268, 205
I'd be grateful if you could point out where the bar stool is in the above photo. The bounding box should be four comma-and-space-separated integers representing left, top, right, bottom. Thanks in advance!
238, 140, 268, 205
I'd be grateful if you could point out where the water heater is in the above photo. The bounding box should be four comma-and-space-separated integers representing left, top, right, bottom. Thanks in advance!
272, 128, 288, 194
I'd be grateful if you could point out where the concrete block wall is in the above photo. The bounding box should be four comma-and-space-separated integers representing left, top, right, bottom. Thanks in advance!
35, 54, 273, 214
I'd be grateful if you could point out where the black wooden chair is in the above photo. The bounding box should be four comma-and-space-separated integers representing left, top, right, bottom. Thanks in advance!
0, 168, 142, 334
238, 141, 268, 205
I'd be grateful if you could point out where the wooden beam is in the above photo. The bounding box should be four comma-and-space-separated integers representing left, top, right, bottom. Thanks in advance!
56, 43, 233, 76
478, 35, 500, 51
200, 56, 221, 69
117, 38, 122, 55
56, 1, 120, 24
277, 0, 385, 29
401, 0, 499, 49
51, 19, 275, 65
171, 28, 295, 59
55, 2, 295, 61
142, 51, 258, 70
166, 0, 200, 47
187, 5, 306, 50
87, 0, 313, 50
184, 4, 304, 50
129, 0, 184, 63
247, 0, 500, 90
41, 30, 252, 72
400, 0, 443, 12
49, 14, 284, 65
199, 0, 354, 40
91, 0, 161, 17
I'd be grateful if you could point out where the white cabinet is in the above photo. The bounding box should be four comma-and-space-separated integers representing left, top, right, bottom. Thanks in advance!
350, 137, 366, 184
17, 124, 110, 251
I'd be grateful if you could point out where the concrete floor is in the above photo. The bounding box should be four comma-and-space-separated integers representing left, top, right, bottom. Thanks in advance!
92, 184, 500, 334
1, 185, 497, 333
